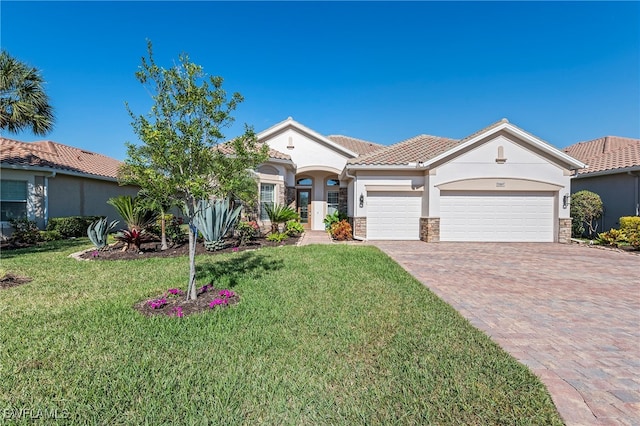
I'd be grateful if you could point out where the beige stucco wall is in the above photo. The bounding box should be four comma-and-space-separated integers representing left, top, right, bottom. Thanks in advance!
1, 169, 138, 238
429, 134, 572, 219
47, 174, 139, 225
572, 172, 639, 231
265, 128, 351, 174
351, 170, 425, 219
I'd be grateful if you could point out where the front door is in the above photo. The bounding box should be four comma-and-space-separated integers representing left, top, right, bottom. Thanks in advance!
297, 189, 311, 228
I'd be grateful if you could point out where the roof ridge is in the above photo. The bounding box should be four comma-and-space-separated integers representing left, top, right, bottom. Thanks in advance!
327, 134, 384, 147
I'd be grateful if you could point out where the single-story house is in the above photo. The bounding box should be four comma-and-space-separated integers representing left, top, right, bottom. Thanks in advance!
563, 136, 640, 231
1, 137, 139, 238
253, 117, 585, 242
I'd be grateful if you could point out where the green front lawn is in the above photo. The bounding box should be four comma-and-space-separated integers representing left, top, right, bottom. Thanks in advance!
0, 240, 562, 424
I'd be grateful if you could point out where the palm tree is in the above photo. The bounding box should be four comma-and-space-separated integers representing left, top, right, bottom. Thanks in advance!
0, 51, 54, 136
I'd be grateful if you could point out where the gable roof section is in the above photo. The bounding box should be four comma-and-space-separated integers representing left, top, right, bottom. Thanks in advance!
257, 117, 358, 158
348, 134, 459, 166
326, 135, 385, 156
563, 136, 640, 176
1, 137, 123, 180
425, 119, 585, 170
346, 119, 586, 170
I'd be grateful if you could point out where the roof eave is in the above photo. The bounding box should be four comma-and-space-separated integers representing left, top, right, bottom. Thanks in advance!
345, 164, 427, 171
573, 165, 640, 179
1, 163, 121, 183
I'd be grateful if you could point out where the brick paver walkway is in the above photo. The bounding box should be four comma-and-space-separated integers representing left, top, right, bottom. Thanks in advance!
373, 241, 640, 426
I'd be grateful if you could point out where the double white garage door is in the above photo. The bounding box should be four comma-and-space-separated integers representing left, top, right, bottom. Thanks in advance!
366, 191, 555, 242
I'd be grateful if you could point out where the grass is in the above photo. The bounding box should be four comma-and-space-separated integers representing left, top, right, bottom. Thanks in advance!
0, 239, 563, 425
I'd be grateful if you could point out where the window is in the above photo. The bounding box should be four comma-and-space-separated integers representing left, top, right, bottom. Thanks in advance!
260, 183, 275, 221
327, 178, 339, 186
296, 177, 312, 186
1, 180, 28, 221
327, 191, 339, 216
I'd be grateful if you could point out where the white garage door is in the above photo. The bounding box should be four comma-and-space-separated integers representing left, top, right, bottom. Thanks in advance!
367, 192, 422, 240
440, 191, 555, 242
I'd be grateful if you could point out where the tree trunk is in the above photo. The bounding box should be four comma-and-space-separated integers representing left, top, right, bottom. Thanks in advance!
160, 214, 168, 251
186, 223, 198, 300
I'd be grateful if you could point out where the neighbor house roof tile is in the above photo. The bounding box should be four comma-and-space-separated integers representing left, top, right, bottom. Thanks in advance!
563, 136, 640, 175
347, 134, 460, 166
1, 137, 123, 179
326, 135, 385, 156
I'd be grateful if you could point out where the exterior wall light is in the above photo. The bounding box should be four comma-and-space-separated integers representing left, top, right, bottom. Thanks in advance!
359, 193, 365, 208
563, 193, 570, 209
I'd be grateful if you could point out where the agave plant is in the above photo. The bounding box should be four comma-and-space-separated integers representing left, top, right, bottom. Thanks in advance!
264, 204, 299, 234
194, 198, 242, 251
87, 217, 119, 250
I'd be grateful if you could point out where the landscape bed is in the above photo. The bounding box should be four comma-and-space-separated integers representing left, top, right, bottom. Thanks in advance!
0, 239, 563, 424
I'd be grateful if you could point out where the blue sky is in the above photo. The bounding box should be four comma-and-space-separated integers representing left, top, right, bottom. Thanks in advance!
2, 1, 639, 160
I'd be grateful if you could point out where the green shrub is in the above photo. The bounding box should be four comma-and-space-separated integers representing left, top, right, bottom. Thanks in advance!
329, 220, 352, 241
619, 216, 640, 232
9, 218, 42, 244
236, 220, 260, 246
166, 216, 187, 245
285, 220, 305, 237
266, 232, 288, 243
47, 216, 101, 237
626, 230, 640, 249
597, 229, 627, 246
570, 190, 603, 238
323, 210, 348, 229
39, 230, 62, 242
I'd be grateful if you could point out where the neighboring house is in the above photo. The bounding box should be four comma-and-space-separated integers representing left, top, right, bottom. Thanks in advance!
563, 136, 640, 231
1, 137, 139, 238
252, 117, 585, 242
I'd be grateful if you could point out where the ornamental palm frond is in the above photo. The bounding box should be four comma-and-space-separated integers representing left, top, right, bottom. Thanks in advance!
264, 203, 299, 234
0, 51, 54, 136
107, 195, 158, 231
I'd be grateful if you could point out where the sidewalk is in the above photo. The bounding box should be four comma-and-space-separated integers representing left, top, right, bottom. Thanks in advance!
297, 230, 333, 246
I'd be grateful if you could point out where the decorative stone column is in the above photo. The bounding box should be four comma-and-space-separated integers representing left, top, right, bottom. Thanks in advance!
352, 217, 367, 239
558, 218, 572, 244
338, 188, 348, 216
420, 217, 440, 242
285, 186, 296, 208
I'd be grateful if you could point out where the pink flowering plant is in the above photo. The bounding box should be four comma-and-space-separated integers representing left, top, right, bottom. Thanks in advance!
148, 298, 167, 309
165, 288, 185, 297
209, 289, 236, 309
140, 285, 239, 317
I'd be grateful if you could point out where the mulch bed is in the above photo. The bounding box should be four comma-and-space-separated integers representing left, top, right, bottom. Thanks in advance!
0, 273, 33, 289
134, 284, 241, 318
79, 236, 300, 261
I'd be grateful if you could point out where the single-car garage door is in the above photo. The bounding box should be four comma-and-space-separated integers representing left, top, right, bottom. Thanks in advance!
367, 192, 421, 240
440, 191, 555, 242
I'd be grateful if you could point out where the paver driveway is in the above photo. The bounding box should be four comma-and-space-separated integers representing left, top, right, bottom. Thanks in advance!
372, 242, 640, 426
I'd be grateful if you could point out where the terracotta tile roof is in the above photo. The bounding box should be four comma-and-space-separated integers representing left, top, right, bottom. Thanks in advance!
326, 135, 385, 156
1, 137, 122, 179
563, 136, 640, 175
217, 142, 291, 161
348, 134, 460, 166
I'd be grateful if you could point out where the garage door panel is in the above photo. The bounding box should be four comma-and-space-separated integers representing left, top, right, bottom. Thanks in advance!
367, 192, 421, 240
440, 191, 554, 242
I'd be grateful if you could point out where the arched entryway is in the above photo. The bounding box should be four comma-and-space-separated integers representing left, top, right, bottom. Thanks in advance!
294, 168, 344, 231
